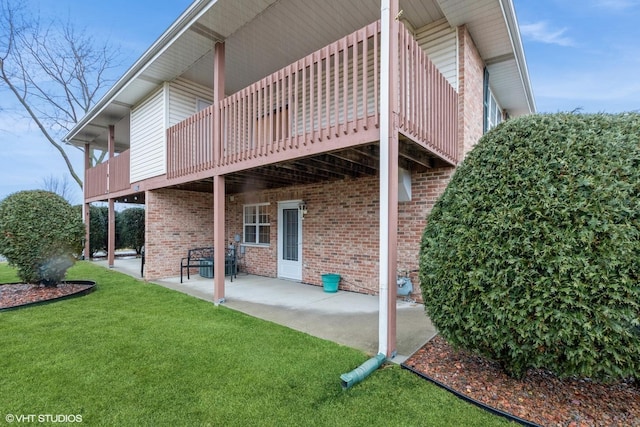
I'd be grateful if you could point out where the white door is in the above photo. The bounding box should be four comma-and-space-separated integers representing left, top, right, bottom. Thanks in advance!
277, 201, 302, 280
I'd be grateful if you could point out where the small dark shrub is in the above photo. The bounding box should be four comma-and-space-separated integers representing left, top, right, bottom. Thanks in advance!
420, 113, 640, 381
118, 207, 145, 254
0, 190, 84, 286
89, 205, 108, 255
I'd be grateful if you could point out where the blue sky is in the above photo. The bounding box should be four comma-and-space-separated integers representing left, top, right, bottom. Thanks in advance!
0, 0, 638, 204
0, 0, 192, 204
514, 0, 640, 113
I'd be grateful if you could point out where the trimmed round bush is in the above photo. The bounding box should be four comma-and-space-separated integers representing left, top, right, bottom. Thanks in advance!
420, 113, 640, 381
0, 190, 84, 286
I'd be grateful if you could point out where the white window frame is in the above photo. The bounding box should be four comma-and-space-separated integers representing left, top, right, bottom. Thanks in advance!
243, 203, 270, 245
486, 90, 503, 132
483, 68, 503, 133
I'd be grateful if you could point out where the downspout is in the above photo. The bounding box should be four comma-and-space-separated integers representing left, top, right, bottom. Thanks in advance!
341, 0, 393, 389
378, 0, 392, 361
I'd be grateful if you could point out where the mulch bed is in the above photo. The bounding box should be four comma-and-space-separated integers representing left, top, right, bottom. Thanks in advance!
0, 282, 94, 310
403, 335, 640, 426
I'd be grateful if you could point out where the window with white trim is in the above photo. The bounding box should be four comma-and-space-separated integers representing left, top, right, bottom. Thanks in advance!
483, 68, 503, 133
243, 203, 270, 244
486, 91, 502, 131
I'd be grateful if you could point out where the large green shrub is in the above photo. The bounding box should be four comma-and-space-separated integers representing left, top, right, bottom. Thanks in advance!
420, 113, 640, 381
0, 190, 84, 286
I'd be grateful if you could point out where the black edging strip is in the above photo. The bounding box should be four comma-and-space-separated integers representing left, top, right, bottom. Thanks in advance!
401, 362, 541, 427
0, 281, 96, 312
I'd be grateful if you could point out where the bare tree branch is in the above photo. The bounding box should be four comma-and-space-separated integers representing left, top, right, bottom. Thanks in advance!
0, 0, 121, 190
1, 58, 83, 186
40, 173, 76, 203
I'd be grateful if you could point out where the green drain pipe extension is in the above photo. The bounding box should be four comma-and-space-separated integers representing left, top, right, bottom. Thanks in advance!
340, 353, 386, 389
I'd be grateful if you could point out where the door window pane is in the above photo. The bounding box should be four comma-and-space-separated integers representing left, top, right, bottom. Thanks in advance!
283, 208, 298, 261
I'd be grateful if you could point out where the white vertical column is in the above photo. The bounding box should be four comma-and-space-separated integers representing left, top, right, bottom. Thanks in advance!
379, 0, 399, 358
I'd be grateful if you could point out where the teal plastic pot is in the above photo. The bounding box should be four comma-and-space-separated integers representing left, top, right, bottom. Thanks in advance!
321, 274, 340, 293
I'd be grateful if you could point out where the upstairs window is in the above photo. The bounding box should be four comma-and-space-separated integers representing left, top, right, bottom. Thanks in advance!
483, 68, 503, 133
244, 204, 270, 245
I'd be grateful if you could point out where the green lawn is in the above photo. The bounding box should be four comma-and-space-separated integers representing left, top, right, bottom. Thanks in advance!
0, 262, 511, 426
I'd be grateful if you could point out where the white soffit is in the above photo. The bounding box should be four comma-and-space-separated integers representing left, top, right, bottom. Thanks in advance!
438, 0, 535, 116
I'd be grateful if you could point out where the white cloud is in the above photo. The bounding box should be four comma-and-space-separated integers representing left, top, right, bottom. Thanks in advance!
520, 21, 575, 47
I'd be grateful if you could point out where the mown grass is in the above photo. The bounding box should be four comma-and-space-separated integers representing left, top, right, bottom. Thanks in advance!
0, 262, 511, 426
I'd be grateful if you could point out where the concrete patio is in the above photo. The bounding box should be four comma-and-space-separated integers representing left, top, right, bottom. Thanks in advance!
93, 257, 437, 363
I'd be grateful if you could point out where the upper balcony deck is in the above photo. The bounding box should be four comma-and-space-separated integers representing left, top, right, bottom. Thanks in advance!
85, 149, 130, 200
85, 21, 458, 200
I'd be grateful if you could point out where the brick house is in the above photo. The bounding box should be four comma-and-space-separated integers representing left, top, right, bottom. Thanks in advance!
65, 0, 535, 356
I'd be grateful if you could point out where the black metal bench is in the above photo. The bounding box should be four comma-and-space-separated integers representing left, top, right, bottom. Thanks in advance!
180, 246, 237, 283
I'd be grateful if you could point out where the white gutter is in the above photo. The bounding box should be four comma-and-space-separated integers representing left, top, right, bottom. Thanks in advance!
378, 0, 391, 358
499, 0, 536, 113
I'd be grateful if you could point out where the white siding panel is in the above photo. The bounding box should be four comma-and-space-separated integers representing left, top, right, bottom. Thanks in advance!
130, 87, 166, 182
415, 19, 458, 90
168, 78, 214, 127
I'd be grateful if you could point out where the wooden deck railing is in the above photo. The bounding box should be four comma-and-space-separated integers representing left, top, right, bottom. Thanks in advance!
398, 23, 458, 164
109, 149, 130, 193
86, 22, 460, 197
84, 149, 131, 199
85, 161, 108, 199
166, 22, 381, 177
166, 107, 215, 179
162, 20, 459, 180
218, 21, 380, 167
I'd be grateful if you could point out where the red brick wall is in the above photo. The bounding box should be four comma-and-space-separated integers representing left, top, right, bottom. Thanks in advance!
223, 178, 383, 295
144, 188, 213, 279
397, 167, 455, 301
142, 168, 453, 301
458, 25, 485, 158
301, 177, 380, 294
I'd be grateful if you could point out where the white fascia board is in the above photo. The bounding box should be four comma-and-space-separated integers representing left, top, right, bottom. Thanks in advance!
499, 0, 536, 114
